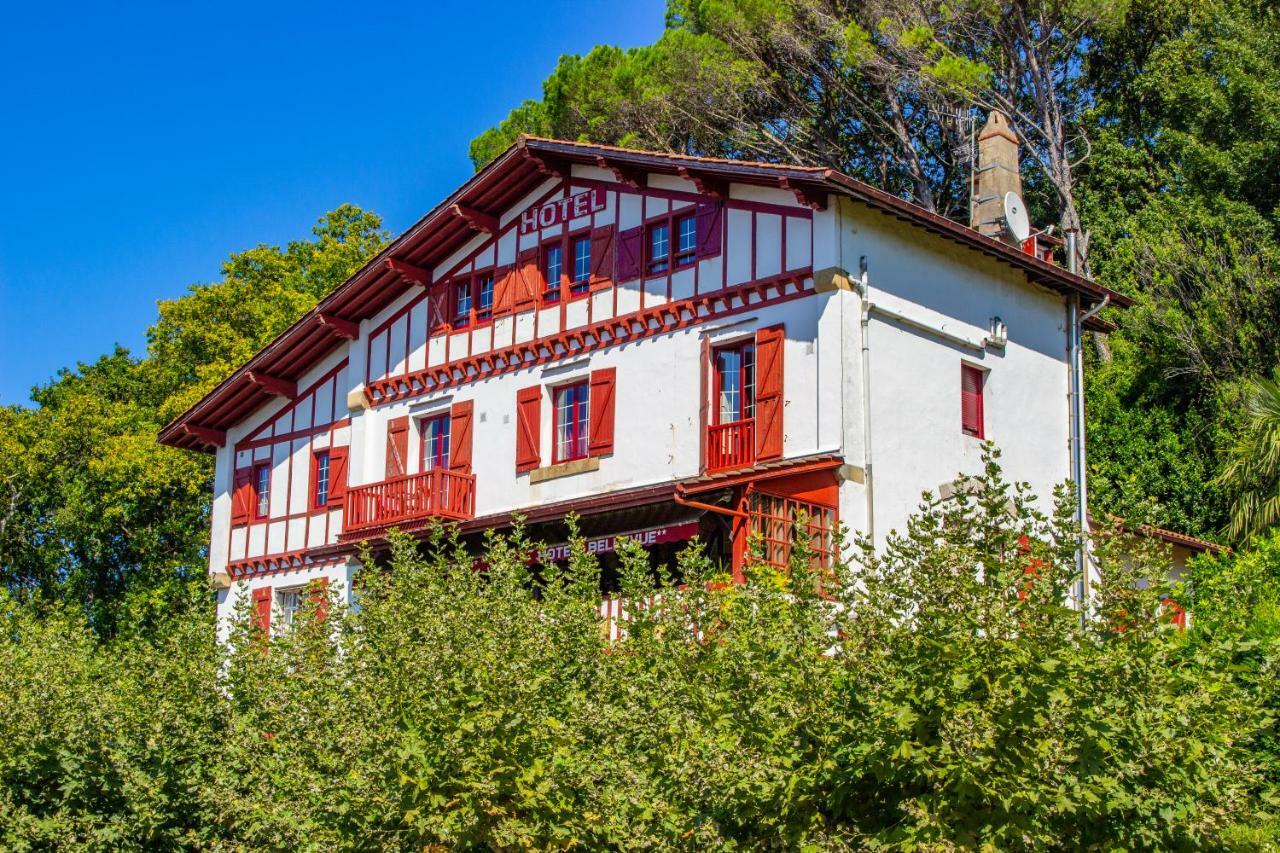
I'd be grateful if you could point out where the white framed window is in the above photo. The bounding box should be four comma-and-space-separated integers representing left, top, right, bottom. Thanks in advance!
278, 587, 305, 628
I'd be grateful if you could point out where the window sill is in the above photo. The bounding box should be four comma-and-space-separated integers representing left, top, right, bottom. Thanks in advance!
528, 455, 601, 484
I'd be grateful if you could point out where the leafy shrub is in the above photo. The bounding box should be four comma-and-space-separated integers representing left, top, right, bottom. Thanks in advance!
0, 451, 1268, 849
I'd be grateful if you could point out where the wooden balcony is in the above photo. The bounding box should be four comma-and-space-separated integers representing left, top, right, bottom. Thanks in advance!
344, 469, 476, 536
706, 418, 755, 473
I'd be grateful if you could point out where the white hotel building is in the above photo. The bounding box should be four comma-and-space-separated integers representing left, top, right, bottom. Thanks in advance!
159, 130, 1135, 635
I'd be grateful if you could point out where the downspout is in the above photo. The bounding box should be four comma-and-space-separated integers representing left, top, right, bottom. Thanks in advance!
856, 255, 875, 544
1067, 229, 1108, 609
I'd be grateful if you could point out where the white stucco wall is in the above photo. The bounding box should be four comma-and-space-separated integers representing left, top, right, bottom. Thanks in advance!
207, 169, 1081, 636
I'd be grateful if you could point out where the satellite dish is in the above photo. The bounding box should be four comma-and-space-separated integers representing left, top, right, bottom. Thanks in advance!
1002, 192, 1031, 242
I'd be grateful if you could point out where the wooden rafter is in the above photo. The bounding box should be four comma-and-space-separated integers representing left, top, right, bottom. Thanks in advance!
181, 424, 226, 447
246, 371, 297, 399
450, 203, 499, 235
521, 149, 569, 180
385, 258, 432, 286
778, 178, 827, 210
317, 313, 359, 340
596, 155, 645, 189
677, 166, 727, 199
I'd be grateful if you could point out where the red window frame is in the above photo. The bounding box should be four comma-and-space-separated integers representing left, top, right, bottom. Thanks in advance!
311, 450, 330, 511
540, 240, 563, 305
452, 279, 473, 328
252, 462, 272, 520
553, 381, 590, 464
449, 271, 496, 329
475, 272, 495, 322
961, 363, 985, 438
749, 492, 837, 574
539, 231, 593, 306
420, 413, 451, 472
569, 234, 591, 296
712, 340, 756, 425
647, 211, 697, 275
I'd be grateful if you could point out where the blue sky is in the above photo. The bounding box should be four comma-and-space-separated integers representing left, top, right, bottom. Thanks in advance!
0, 0, 664, 406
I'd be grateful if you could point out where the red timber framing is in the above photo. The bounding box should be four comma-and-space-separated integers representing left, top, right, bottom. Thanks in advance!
161, 136, 1129, 452
676, 454, 843, 582
361, 174, 806, 398
227, 361, 352, 572
366, 273, 814, 406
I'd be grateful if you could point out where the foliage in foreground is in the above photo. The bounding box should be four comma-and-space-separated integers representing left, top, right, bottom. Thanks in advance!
0, 453, 1270, 850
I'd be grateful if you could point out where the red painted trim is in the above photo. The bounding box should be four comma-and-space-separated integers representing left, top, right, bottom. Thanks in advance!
242, 360, 349, 445
366, 273, 814, 407
251, 462, 272, 521
552, 380, 590, 464
238, 418, 351, 453
310, 449, 331, 512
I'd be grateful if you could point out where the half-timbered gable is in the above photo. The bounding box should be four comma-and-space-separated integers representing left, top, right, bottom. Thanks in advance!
159, 136, 1128, 637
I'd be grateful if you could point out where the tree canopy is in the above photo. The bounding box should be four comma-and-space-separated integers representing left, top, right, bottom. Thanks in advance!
0, 205, 387, 633
473, 0, 1280, 543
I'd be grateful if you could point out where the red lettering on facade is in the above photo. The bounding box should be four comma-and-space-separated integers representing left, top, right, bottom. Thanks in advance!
519, 188, 607, 235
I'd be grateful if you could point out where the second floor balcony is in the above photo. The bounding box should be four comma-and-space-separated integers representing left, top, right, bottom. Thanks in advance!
706, 418, 755, 474
343, 469, 476, 538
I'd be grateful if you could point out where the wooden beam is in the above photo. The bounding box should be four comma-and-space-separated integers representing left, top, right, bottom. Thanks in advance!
385, 258, 432, 285
317, 313, 359, 340
677, 166, 727, 199
450, 203, 499, 235
181, 424, 226, 447
246, 371, 296, 399
521, 149, 569, 181
778, 178, 827, 210
596, 155, 645, 190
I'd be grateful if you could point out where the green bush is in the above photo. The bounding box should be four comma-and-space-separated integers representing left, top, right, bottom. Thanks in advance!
0, 451, 1269, 849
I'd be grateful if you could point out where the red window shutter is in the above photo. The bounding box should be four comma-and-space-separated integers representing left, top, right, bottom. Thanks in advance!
327, 446, 349, 505
309, 576, 330, 622
428, 284, 451, 333
492, 263, 516, 316
231, 467, 253, 525
450, 400, 474, 473
695, 201, 724, 258
515, 247, 541, 309
961, 364, 985, 438
755, 324, 785, 460
616, 225, 643, 281
588, 367, 616, 455
386, 416, 410, 478
515, 386, 542, 473
252, 587, 272, 635
589, 225, 615, 291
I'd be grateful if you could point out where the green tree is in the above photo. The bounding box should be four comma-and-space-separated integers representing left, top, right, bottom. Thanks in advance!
0, 205, 387, 633
1219, 376, 1280, 543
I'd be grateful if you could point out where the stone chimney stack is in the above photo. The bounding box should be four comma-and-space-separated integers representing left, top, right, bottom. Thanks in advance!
971, 110, 1022, 242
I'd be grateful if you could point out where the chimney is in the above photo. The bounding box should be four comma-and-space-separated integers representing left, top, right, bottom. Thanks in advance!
971, 110, 1022, 243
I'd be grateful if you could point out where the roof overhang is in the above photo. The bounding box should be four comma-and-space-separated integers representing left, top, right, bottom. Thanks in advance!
160, 136, 1131, 453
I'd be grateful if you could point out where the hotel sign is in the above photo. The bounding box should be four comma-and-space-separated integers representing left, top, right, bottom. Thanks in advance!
536, 520, 700, 563
519, 187, 607, 235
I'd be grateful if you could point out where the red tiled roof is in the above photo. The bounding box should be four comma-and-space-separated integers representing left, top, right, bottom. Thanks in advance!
1095, 514, 1227, 555
159, 136, 1131, 452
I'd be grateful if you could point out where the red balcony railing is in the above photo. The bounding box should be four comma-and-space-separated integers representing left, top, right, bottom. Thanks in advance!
706, 418, 755, 473
344, 469, 476, 536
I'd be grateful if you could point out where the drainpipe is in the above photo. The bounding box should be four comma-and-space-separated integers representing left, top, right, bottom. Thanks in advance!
1066, 230, 1109, 610
856, 255, 875, 544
